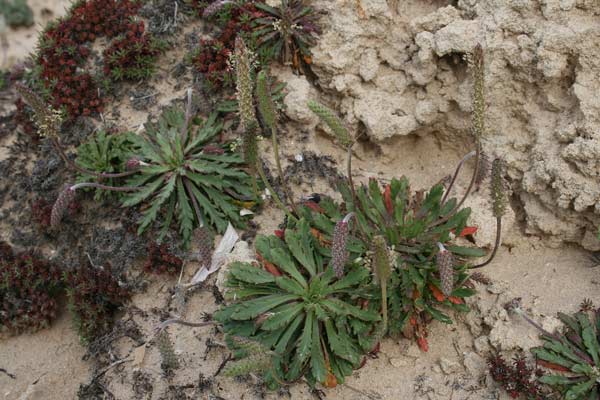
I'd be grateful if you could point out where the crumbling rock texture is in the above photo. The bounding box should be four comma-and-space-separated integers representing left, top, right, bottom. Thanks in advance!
299, 0, 600, 249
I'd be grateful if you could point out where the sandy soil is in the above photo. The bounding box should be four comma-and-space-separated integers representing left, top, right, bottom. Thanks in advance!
0, 1, 599, 400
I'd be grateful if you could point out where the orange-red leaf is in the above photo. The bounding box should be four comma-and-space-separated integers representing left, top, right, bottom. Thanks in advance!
303, 201, 325, 213
537, 360, 571, 372
417, 337, 429, 352
453, 226, 478, 237
428, 283, 446, 302
383, 184, 393, 214
274, 229, 285, 239
256, 253, 282, 277
448, 296, 464, 305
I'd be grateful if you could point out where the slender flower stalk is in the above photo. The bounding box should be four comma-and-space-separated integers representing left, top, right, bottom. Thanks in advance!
51, 182, 141, 227
440, 151, 476, 205
431, 45, 486, 228
256, 70, 298, 213
330, 213, 355, 278
372, 235, 391, 333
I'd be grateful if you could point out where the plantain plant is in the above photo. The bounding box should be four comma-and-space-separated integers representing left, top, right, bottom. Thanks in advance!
519, 301, 600, 400
16, 83, 254, 247
120, 104, 254, 244
253, 0, 321, 69
74, 130, 136, 200
214, 219, 381, 388
290, 177, 483, 349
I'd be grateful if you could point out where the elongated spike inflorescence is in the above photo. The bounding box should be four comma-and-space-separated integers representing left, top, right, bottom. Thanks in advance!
16, 83, 62, 138
256, 70, 278, 132
490, 158, 507, 218
330, 213, 355, 278
436, 242, 454, 296
307, 101, 353, 148
469, 44, 485, 139
51, 184, 76, 227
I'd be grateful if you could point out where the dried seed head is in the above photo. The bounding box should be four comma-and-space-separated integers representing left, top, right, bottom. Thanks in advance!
468, 44, 485, 139
436, 243, 454, 297
256, 70, 278, 131
51, 184, 76, 227
372, 235, 391, 284
307, 101, 353, 148
490, 158, 507, 218
330, 213, 354, 278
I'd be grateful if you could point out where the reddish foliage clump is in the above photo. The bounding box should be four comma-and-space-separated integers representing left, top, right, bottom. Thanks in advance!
191, 3, 265, 88
0, 245, 63, 334
31, 198, 53, 227
488, 354, 545, 399
103, 21, 164, 81
143, 243, 183, 275
64, 263, 131, 342
36, 0, 147, 118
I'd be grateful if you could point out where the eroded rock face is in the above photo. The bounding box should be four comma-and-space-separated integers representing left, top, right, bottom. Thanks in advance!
302, 0, 600, 249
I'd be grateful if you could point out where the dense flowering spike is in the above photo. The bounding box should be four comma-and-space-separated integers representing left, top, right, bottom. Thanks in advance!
242, 120, 259, 167
223, 354, 271, 377
307, 101, 353, 148
330, 213, 354, 278
126, 157, 141, 171
256, 70, 278, 132
490, 158, 507, 218
195, 226, 214, 267
475, 147, 489, 188
156, 329, 179, 371
372, 235, 391, 283
468, 44, 485, 139
51, 184, 76, 227
436, 243, 454, 297
234, 37, 258, 132
15, 83, 47, 119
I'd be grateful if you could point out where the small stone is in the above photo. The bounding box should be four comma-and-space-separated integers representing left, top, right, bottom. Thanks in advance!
359, 48, 380, 82
474, 336, 490, 353
463, 352, 486, 377
390, 357, 413, 368
439, 357, 461, 374
487, 281, 509, 294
